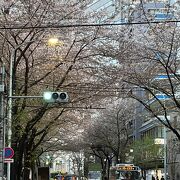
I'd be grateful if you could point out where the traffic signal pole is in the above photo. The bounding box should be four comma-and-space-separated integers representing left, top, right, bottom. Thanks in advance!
0, 66, 5, 180
6, 45, 17, 180
7, 41, 35, 180
6, 92, 69, 179
7, 41, 69, 180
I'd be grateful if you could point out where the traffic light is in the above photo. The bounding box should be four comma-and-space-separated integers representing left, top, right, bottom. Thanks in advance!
43, 91, 69, 103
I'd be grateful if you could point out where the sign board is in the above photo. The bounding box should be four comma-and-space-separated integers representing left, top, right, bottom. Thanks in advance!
4, 147, 14, 159
4, 158, 14, 163
154, 138, 165, 144
115, 164, 139, 171
117, 166, 137, 171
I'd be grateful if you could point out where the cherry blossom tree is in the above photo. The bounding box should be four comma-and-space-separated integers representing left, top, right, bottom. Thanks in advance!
83, 99, 136, 179
0, 0, 116, 179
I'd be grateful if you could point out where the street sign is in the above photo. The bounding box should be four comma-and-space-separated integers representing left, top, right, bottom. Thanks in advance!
4, 147, 14, 159
4, 158, 14, 163
154, 138, 164, 144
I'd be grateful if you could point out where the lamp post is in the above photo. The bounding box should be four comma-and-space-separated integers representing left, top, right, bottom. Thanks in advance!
164, 126, 167, 180
7, 41, 35, 180
154, 127, 167, 180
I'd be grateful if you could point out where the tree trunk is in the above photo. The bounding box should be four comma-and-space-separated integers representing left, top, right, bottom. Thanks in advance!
23, 167, 31, 180
11, 133, 33, 180
11, 138, 25, 180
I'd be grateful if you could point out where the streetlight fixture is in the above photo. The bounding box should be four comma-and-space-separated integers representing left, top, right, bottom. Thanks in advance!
48, 37, 59, 46
47, 37, 63, 46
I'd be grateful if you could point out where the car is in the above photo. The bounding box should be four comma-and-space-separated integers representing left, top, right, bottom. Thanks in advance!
55, 174, 77, 180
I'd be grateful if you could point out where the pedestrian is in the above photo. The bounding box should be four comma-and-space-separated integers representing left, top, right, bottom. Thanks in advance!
161, 176, 165, 180
152, 175, 155, 180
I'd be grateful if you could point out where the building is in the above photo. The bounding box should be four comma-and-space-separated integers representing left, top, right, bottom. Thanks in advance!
45, 150, 84, 177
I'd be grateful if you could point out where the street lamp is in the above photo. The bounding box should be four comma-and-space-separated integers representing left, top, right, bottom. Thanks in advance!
130, 149, 133, 153
47, 37, 63, 46
163, 126, 167, 180
154, 127, 167, 180
7, 41, 35, 180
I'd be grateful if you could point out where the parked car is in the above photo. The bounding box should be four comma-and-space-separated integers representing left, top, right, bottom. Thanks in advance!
55, 174, 77, 180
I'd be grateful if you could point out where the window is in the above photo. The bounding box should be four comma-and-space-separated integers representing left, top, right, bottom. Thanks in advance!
174, 116, 178, 127
154, 13, 173, 20
158, 127, 163, 138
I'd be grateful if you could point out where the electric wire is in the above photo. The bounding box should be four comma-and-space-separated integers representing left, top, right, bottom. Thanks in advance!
0, 20, 180, 30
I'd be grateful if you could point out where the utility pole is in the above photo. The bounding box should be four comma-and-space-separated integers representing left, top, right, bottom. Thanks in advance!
0, 66, 5, 180
164, 126, 167, 180
7, 41, 35, 180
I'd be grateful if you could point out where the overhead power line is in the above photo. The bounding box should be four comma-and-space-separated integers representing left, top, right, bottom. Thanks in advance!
0, 20, 180, 30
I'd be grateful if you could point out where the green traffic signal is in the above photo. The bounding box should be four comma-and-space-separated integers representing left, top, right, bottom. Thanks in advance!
43, 91, 69, 103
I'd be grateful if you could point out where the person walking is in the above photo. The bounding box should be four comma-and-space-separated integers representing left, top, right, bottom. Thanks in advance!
161, 176, 165, 180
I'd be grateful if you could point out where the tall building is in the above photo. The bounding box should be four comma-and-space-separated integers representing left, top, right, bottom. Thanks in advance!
86, 0, 135, 22
86, 0, 178, 23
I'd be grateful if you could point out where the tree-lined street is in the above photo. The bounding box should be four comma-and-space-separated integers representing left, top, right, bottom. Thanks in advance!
0, 0, 179, 180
